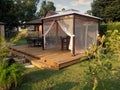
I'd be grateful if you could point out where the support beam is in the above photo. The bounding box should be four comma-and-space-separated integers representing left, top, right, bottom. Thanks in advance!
85, 25, 88, 49
55, 20, 58, 44
72, 15, 75, 56
98, 19, 100, 35
42, 19, 44, 50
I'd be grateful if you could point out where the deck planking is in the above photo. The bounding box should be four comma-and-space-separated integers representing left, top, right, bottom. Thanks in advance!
11, 45, 86, 69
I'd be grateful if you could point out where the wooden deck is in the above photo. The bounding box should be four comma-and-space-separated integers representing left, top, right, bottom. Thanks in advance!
11, 45, 86, 69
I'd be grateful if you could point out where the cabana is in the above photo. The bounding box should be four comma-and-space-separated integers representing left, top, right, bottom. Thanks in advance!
42, 10, 101, 55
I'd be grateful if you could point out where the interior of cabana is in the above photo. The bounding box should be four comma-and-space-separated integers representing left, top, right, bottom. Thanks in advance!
42, 11, 100, 55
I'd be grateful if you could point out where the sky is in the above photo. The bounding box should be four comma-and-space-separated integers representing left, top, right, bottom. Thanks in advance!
38, 0, 93, 14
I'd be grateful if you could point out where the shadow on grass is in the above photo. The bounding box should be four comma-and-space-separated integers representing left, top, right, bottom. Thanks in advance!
14, 68, 64, 90
47, 82, 78, 90
82, 71, 120, 90
82, 79, 120, 90
101, 79, 120, 90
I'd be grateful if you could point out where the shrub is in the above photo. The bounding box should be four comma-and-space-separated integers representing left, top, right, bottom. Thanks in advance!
100, 22, 120, 36
100, 23, 107, 36
0, 31, 27, 90
83, 29, 120, 89
0, 61, 24, 90
107, 22, 120, 32
105, 30, 120, 60
83, 35, 113, 90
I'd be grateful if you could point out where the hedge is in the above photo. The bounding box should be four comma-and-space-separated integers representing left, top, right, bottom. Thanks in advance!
100, 22, 120, 36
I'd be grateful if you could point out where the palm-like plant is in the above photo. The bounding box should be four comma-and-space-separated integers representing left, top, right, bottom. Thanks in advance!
0, 62, 24, 90
0, 30, 27, 90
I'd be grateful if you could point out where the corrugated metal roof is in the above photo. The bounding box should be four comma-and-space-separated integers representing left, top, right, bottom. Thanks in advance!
43, 10, 101, 20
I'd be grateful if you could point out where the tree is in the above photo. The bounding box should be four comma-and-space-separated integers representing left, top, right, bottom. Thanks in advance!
39, 0, 56, 17
62, 8, 65, 11
91, 0, 120, 22
85, 10, 92, 15
0, 0, 40, 27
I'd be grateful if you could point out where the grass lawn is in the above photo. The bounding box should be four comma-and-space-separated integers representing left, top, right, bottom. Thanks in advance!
14, 37, 27, 45
14, 60, 120, 90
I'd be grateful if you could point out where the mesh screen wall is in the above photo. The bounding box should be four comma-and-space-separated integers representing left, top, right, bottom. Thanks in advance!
75, 17, 98, 54
43, 15, 98, 54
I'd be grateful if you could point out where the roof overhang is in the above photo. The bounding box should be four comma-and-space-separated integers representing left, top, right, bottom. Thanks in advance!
42, 11, 101, 20
25, 19, 42, 25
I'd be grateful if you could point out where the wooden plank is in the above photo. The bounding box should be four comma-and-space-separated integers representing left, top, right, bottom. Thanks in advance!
11, 45, 85, 69
31, 60, 51, 69
59, 55, 86, 68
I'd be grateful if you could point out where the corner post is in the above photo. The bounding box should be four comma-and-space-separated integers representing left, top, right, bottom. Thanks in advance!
42, 19, 44, 50
72, 15, 75, 56
98, 19, 100, 35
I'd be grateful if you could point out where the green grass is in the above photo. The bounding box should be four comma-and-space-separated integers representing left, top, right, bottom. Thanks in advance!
13, 60, 120, 90
6, 37, 27, 46
14, 38, 27, 45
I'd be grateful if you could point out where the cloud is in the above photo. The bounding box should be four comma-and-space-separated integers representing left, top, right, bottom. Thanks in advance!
71, 0, 91, 6
47, 0, 54, 1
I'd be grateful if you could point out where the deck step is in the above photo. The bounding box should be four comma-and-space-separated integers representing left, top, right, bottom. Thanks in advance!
40, 52, 72, 66
31, 60, 58, 69
40, 57, 58, 67
58, 55, 86, 68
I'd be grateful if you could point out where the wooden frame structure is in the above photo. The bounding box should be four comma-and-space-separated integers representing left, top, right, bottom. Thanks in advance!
42, 10, 101, 56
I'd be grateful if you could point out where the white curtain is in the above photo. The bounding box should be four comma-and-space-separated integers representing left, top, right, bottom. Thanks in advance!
43, 21, 55, 48
44, 21, 55, 36
57, 20, 74, 51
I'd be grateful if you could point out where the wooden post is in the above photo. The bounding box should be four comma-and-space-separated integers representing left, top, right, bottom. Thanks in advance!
42, 19, 44, 50
97, 19, 101, 45
85, 25, 88, 49
34, 25, 36, 31
56, 20, 59, 44
72, 15, 75, 56
98, 19, 100, 35
0, 25, 5, 38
